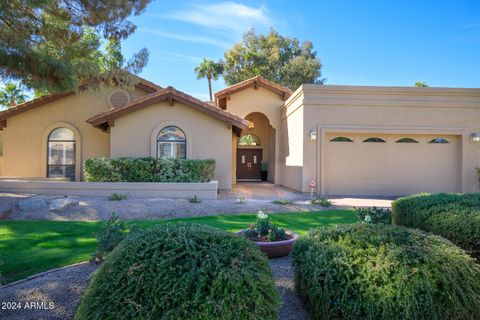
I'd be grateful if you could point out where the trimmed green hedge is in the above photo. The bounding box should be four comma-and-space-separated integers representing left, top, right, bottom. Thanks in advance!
292, 224, 480, 320
392, 193, 480, 260
83, 157, 215, 182
75, 223, 280, 320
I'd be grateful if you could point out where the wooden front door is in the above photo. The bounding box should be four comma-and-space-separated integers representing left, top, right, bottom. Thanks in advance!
237, 149, 263, 180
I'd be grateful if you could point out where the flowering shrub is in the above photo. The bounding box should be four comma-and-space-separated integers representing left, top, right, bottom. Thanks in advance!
243, 211, 288, 242
355, 207, 392, 224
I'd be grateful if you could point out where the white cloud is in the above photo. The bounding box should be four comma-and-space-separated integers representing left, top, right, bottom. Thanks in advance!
139, 28, 231, 48
161, 2, 274, 34
157, 52, 203, 64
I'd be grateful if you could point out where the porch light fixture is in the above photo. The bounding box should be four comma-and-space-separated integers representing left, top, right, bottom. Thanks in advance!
310, 130, 317, 141
248, 114, 255, 129
471, 133, 480, 143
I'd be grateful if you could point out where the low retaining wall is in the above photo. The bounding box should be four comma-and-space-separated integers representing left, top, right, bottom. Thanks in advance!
0, 179, 218, 199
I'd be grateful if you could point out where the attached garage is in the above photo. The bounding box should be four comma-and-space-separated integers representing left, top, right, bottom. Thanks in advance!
325, 133, 461, 196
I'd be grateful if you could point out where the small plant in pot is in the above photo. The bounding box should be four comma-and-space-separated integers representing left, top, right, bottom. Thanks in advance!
239, 211, 298, 258
260, 161, 268, 181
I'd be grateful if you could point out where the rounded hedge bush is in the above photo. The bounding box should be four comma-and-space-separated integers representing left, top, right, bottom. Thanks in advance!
75, 223, 280, 320
292, 224, 480, 320
392, 193, 480, 260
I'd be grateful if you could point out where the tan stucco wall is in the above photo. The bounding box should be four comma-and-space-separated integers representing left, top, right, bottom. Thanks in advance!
0, 131, 3, 176
280, 92, 304, 191
1, 86, 150, 181
291, 85, 480, 194
109, 101, 233, 190
224, 87, 285, 183
232, 132, 237, 184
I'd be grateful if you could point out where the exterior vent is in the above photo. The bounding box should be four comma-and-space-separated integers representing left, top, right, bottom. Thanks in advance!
109, 90, 131, 108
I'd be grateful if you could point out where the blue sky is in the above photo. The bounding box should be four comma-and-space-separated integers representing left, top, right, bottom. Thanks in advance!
122, 1, 480, 100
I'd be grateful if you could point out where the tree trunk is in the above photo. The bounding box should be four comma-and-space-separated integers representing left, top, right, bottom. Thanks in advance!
207, 73, 213, 102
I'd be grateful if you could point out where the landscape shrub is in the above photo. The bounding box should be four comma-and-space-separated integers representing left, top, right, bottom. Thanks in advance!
83, 157, 215, 183
292, 224, 480, 320
310, 197, 332, 207
271, 199, 293, 205
76, 223, 280, 320
392, 193, 480, 259
108, 193, 128, 201
355, 206, 392, 224
91, 212, 137, 262
188, 195, 201, 203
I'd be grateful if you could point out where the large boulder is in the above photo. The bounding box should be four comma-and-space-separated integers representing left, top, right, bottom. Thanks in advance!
49, 198, 79, 212
18, 196, 48, 211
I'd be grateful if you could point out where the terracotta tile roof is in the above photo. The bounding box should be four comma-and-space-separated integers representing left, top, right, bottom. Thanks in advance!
87, 86, 249, 132
0, 75, 163, 128
214, 76, 292, 101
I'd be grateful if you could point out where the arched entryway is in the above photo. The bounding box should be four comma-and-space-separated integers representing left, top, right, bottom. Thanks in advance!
236, 112, 276, 182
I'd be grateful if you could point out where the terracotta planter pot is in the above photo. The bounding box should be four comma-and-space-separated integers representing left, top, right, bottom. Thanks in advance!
238, 230, 299, 258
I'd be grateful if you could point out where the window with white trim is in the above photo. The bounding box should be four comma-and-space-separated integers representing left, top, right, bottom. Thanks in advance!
47, 127, 76, 180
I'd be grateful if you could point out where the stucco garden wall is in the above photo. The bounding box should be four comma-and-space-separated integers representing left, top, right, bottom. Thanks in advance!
109, 101, 233, 190
299, 85, 480, 194
0, 178, 218, 199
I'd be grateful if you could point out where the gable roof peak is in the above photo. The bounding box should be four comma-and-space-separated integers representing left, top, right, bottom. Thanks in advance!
214, 76, 292, 101
87, 85, 248, 133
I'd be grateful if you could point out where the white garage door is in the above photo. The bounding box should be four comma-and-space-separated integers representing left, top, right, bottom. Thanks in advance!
325, 133, 461, 196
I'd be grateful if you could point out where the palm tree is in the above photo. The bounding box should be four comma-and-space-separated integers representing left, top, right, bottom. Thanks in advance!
0, 83, 28, 108
194, 59, 224, 102
415, 81, 429, 87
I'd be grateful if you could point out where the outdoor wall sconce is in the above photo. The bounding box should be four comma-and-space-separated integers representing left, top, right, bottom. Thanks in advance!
471, 133, 480, 143
310, 130, 317, 141
248, 114, 255, 129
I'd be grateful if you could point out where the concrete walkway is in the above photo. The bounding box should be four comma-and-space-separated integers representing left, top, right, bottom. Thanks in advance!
228, 182, 308, 200
229, 182, 394, 207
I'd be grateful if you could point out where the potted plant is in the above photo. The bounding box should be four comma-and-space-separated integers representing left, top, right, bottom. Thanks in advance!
260, 161, 268, 181
238, 211, 298, 258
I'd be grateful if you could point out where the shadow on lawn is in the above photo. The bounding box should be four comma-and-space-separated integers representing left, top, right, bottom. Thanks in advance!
0, 210, 357, 283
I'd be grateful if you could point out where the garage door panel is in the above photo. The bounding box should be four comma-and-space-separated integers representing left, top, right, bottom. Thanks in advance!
325, 133, 460, 196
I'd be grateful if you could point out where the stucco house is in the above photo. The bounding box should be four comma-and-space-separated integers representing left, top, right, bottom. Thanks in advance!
0, 75, 479, 196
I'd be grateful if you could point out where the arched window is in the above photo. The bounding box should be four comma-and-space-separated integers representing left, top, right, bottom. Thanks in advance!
428, 138, 450, 144
363, 137, 386, 143
396, 138, 418, 143
157, 126, 186, 159
330, 137, 353, 142
47, 128, 76, 180
239, 134, 261, 146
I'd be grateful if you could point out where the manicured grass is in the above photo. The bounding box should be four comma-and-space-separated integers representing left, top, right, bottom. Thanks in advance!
0, 210, 356, 284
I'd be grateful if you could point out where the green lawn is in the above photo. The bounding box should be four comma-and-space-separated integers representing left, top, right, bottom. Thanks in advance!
0, 210, 356, 284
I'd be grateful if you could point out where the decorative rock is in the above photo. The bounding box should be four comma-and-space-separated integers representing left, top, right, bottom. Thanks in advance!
18, 196, 48, 211
49, 198, 79, 212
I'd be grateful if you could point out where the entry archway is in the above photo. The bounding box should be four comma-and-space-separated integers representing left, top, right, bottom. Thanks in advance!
236, 112, 275, 182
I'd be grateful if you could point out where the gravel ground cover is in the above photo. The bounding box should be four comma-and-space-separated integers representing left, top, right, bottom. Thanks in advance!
0, 256, 307, 320
0, 194, 330, 221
